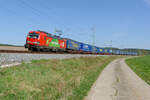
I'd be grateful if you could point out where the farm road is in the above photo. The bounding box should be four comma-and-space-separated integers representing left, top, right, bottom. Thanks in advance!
85, 58, 150, 100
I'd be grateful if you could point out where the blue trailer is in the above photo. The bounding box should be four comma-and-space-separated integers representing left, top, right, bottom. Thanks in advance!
104, 48, 112, 55
81, 43, 93, 52
66, 39, 82, 51
91, 46, 99, 53
96, 47, 101, 53
99, 48, 104, 54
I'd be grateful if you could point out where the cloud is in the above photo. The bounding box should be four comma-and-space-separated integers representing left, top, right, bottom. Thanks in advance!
144, 0, 150, 5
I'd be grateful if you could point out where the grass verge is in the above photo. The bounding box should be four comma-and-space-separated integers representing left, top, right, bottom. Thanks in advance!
0, 56, 117, 100
126, 56, 150, 85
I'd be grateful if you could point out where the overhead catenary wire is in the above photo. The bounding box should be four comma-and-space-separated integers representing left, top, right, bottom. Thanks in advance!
9, 0, 54, 29
0, 0, 51, 30
18, 0, 53, 19
0, 5, 37, 26
18, 0, 42, 16
17, 0, 67, 31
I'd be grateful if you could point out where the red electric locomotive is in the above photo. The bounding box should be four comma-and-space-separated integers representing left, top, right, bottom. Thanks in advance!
25, 30, 67, 52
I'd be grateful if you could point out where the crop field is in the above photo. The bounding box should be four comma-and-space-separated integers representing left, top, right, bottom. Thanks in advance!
0, 56, 118, 100
126, 56, 150, 85
0, 46, 27, 51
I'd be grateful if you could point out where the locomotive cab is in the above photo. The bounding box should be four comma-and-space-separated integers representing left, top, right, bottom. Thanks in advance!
27, 32, 40, 45
25, 31, 42, 51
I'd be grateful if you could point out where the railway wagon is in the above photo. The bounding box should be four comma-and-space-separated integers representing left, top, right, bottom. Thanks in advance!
80, 43, 93, 53
125, 51, 130, 55
116, 50, 120, 55
112, 49, 116, 55
131, 52, 137, 56
124, 51, 127, 55
91, 46, 96, 53
93, 46, 100, 54
99, 48, 105, 55
94, 47, 106, 54
66, 39, 82, 53
25, 31, 67, 51
120, 51, 123, 55
104, 48, 112, 55
121, 51, 127, 55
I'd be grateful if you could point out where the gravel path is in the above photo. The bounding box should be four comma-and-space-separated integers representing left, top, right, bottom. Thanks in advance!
85, 58, 150, 100
0, 53, 102, 67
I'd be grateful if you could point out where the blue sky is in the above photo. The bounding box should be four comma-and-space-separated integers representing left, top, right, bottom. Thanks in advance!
0, 0, 150, 49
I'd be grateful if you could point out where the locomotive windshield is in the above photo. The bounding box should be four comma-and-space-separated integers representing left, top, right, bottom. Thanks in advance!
28, 33, 39, 39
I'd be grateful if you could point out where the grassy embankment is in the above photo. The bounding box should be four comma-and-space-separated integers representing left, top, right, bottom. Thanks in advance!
0, 56, 117, 100
126, 56, 150, 85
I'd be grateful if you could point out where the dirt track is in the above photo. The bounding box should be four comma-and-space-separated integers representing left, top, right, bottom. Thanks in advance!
85, 58, 150, 100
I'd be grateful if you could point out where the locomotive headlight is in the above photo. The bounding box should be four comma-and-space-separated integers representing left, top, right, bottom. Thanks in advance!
27, 41, 31, 43
33, 42, 40, 44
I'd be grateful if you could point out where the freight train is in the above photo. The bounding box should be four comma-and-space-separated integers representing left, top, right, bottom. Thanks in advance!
25, 30, 137, 56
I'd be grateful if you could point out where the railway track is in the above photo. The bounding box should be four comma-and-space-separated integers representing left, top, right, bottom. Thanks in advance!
0, 50, 96, 55
0, 50, 68, 54
0, 50, 117, 55
0, 50, 29, 53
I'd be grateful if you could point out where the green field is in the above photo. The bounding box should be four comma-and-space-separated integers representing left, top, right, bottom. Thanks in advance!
0, 56, 117, 100
126, 56, 150, 85
0, 43, 13, 46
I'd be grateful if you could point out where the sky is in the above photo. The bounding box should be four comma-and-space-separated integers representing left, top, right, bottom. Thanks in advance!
0, 0, 150, 49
